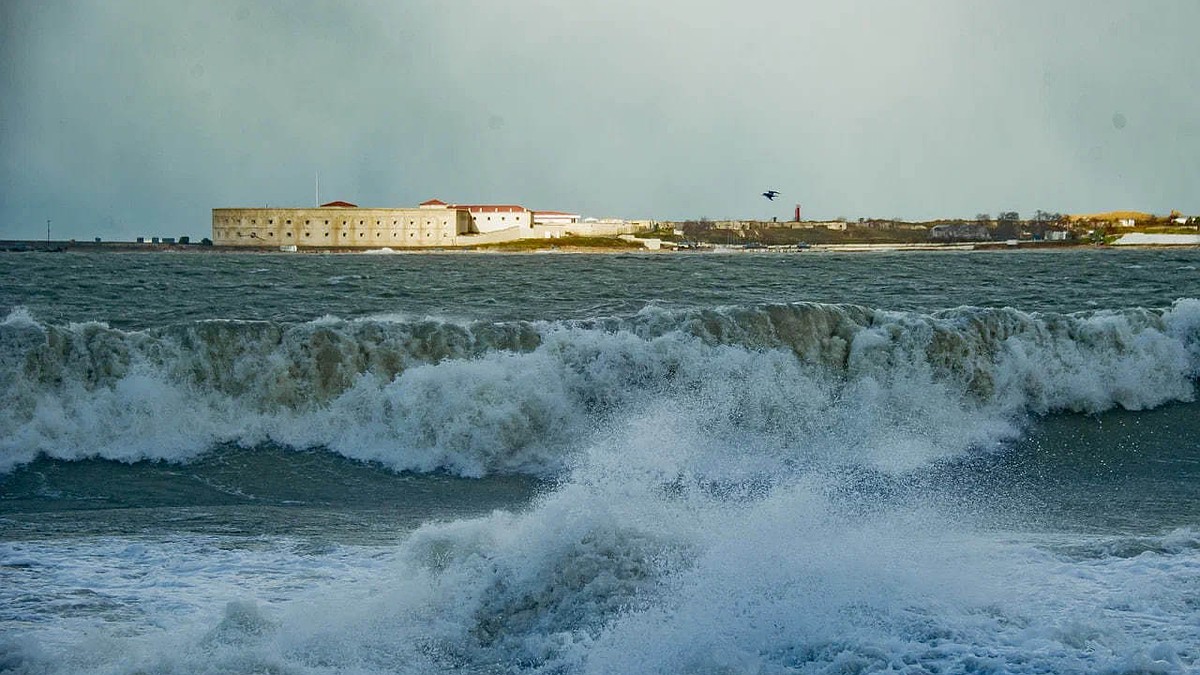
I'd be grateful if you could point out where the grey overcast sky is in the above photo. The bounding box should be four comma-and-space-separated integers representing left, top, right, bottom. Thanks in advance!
2, 1, 1198, 240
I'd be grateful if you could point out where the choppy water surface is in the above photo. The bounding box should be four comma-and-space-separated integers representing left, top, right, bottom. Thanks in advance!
3, 248, 1197, 327
1, 249, 1198, 674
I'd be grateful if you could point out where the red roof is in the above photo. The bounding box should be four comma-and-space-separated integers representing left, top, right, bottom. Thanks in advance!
320, 200, 357, 208
451, 204, 528, 213
419, 199, 447, 206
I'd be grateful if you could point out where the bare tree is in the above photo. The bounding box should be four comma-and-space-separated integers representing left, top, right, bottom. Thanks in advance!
993, 211, 1021, 239
681, 218, 713, 239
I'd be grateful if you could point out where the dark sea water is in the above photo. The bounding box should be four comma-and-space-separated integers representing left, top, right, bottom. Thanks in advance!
1, 249, 1198, 674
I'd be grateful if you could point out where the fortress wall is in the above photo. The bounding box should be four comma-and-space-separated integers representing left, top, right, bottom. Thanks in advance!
212, 208, 472, 248
456, 226, 525, 245
471, 209, 533, 234
566, 220, 638, 236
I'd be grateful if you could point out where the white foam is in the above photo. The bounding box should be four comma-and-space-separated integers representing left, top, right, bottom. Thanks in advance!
1, 306, 41, 329
1, 301, 1196, 476
7, 452, 1196, 673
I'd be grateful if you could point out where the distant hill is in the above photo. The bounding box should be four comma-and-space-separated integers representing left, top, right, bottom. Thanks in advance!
1068, 211, 1156, 223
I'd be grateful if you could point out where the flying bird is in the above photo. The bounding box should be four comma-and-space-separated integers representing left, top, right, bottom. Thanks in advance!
762, 190, 780, 200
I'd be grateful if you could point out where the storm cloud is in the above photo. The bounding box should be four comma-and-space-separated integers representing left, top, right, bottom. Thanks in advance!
2, 0, 1198, 240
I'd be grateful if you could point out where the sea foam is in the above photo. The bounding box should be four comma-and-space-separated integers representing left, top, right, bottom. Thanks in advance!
3, 300, 1199, 673
1, 300, 1196, 476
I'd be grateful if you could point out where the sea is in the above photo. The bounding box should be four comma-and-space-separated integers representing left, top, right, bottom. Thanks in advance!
1, 248, 1198, 674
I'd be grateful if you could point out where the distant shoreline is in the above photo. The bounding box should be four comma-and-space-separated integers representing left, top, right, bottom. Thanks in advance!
1, 239, 1196, 255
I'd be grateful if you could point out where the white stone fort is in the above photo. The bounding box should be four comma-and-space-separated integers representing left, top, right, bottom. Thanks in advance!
211, 199, 638, 248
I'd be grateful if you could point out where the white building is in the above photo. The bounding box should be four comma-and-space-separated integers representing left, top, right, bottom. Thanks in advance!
533, 210, 581, 226
420, 199, 533, 234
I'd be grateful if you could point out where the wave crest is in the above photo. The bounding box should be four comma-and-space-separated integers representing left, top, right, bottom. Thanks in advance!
1, 300, 1196, 475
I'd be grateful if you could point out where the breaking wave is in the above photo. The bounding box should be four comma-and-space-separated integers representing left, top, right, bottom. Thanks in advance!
2, 299, 1197, 476
4, 298, 1200, 674
6, 444, 1198, 674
